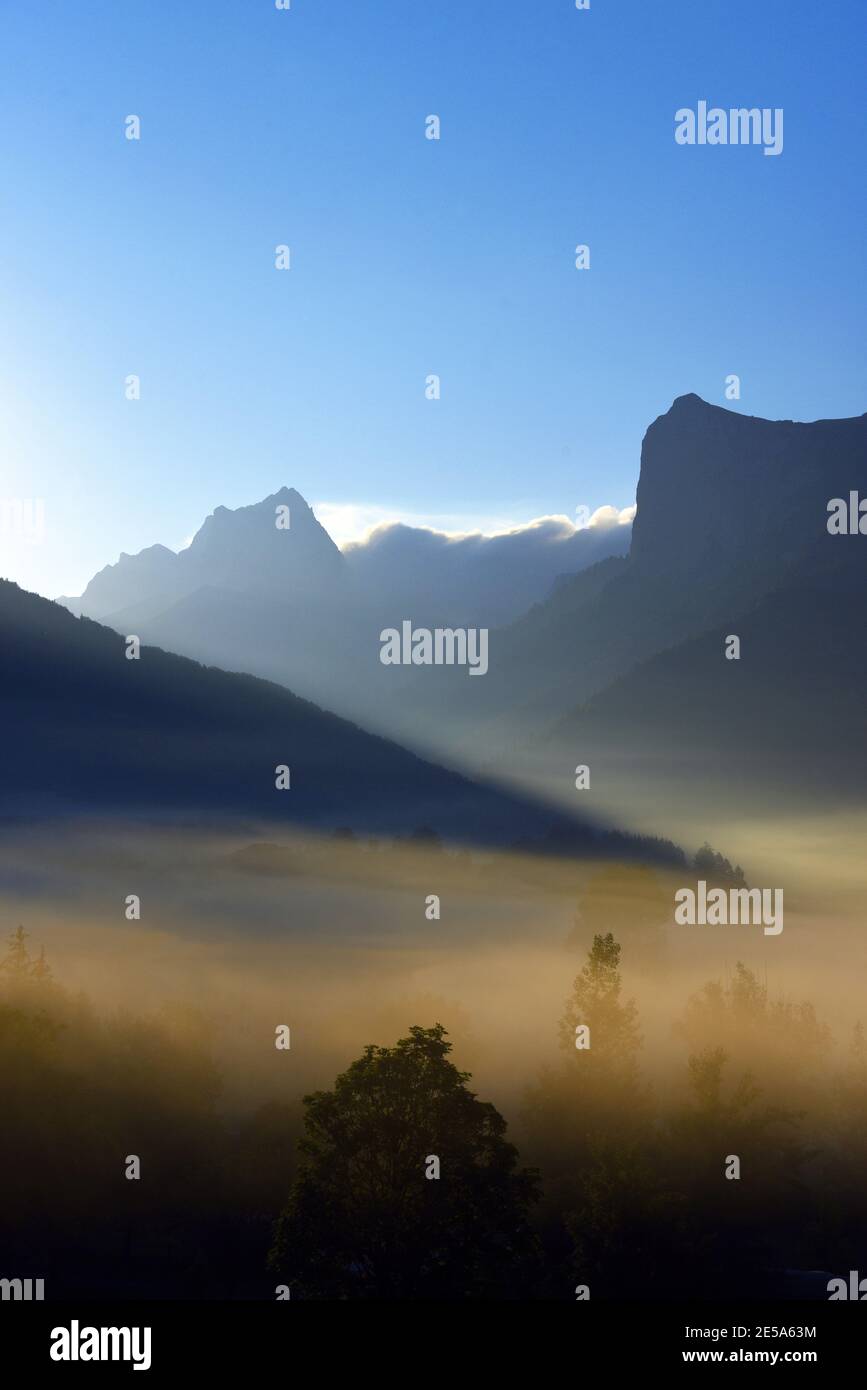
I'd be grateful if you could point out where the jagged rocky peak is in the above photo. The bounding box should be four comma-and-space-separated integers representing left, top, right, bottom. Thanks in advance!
182, 486, 345, 593
68, 487, 348, 620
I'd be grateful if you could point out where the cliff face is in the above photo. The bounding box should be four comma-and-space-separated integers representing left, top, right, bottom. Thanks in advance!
540, 398, 867, 813
412, 395, 867, 764
630, 394, 867, 590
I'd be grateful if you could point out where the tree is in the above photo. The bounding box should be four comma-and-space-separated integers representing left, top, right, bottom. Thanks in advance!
558, 932, 641, 1076
523, 934, 645, 1154
0, 925, 31, 980
0, 926, 54, 993
676, 962, 831, 1107
692, 842, 747, 888
520, 934, 650, 1295
268, 1024, 540, 1298
30, 946, 52, 984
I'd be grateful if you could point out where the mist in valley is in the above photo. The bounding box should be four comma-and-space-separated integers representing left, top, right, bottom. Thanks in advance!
3, 819, 865, 1298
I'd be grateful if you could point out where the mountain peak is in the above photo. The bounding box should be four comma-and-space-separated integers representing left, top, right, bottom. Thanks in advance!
198, 486, 312, 529
665, 392, 724, 419
182, 486, 344, 594
632, 399, 867, 580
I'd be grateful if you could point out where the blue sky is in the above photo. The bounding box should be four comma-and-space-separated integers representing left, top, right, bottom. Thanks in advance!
1, 0, 865, 596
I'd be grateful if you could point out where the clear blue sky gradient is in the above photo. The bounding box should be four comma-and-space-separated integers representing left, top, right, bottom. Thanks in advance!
1, 0, 865, 595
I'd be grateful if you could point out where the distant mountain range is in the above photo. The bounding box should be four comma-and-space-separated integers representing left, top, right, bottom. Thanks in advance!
57, 491, 631, 730
50, 393, 867, 832
61, 493, 630, 628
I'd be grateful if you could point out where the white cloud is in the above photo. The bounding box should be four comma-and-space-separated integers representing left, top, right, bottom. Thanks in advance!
313, 501, 635, 550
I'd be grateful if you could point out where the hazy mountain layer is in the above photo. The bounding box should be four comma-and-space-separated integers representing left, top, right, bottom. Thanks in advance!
52, 396, 867, 823
0, 578, 680, 859
402, 396, 867, 769
57, 490, 631, 724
